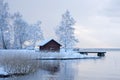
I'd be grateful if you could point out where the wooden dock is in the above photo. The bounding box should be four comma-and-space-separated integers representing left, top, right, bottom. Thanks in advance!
79, 51, 106, 57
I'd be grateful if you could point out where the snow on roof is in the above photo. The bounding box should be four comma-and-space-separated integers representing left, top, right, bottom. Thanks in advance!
38, 39, 61, 46
39, 39, 53, 46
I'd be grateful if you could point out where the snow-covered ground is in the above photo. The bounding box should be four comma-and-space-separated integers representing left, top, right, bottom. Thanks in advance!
0, 49, 99, 60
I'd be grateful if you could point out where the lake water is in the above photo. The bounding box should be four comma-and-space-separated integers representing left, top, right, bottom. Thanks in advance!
1, 51, 120, 80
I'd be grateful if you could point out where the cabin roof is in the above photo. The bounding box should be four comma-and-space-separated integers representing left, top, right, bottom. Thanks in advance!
39, 39, 61, 46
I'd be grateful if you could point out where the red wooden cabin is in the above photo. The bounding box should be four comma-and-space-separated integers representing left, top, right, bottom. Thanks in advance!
39, 39, 61, 52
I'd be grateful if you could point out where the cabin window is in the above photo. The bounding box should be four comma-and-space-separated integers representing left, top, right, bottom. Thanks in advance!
50, 48, 55, 51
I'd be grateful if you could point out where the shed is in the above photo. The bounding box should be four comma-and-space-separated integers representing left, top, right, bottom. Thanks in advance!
39, 39, 61, 52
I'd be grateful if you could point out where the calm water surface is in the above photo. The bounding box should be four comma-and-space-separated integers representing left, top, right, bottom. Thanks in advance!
1, 51, 120, 80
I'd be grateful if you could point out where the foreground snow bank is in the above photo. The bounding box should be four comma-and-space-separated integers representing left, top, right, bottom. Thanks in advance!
0, 67, 8, 75
0, 50, 40, 77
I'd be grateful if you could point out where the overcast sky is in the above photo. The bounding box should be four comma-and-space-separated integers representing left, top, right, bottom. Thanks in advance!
5, 0, 120, 48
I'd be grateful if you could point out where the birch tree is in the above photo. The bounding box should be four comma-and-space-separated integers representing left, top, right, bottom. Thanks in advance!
13, 12, 28, 49
24, 21, 44, 49
0, 0, 10, 49
56, 10, 78, 52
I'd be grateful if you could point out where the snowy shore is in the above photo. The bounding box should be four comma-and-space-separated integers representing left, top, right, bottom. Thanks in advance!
0, 49, 100, 77
0, 49, 99, 60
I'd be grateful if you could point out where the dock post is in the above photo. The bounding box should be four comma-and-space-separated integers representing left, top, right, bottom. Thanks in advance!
97, 52, 105, 57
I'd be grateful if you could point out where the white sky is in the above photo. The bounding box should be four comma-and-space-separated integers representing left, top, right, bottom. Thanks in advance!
5, 0, 120, 48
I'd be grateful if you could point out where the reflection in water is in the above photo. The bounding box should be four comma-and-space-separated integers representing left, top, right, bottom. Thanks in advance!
1, 51, 120, 80
1, 60, 75, 80
39, 60, 60, 74
1, 60, 61, 80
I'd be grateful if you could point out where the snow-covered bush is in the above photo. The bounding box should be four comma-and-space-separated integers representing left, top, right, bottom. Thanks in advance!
0, 54, 39, 75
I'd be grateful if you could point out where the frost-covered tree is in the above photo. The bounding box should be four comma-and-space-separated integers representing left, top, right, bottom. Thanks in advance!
8, 12, 44, 49
0, 0, 10, 49
24, 21, 44, 49
12, 12, 28, 49
0, 0, 44, 49
56, 10, 78, 52
7, 17, 15, 49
